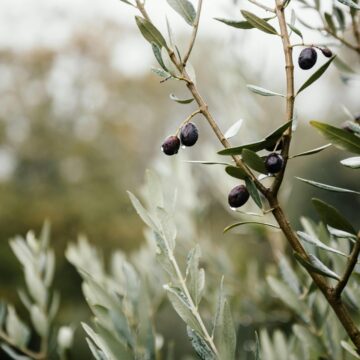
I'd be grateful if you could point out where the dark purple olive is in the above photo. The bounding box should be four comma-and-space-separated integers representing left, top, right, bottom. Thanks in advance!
161, 136, 180, 156
298, 48, 317, 70
265, 153, 284, 174
180, 122, 199, 147
228, 185, 250, 208
320, 48, 333, 58
265, 138, 284, 152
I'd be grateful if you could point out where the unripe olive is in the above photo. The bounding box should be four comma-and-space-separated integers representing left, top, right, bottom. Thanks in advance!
180, 122, 199, 147
298, 48, 317, 70
320, 47, 333, 58
161, 136, 180, 156
228, 185, 250, 208
265, 138, 284, 152
265, 153, 284, 174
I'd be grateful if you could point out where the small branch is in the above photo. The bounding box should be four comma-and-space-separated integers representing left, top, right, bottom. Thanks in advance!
248, 0, 275, 13
271, 0, 295, 196
334, 237, 360, 298
175, 109, 201, 135
182, 0, 203, 66
324, 27, 360, 54
0, 330, 45, 360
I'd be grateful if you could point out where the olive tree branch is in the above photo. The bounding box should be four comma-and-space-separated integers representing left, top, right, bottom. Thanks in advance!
334, 236, 360, 298
135, 0, 360, 351
182, 0, 203, 66
175, 109, 201, 135
0, 330, 46, 360
271, 0, 360, 352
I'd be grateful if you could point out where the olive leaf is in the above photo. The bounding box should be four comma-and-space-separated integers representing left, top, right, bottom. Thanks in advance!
247, 85, 285, 97
167, 0, 196, 26
297, 56, 336, 94
310, 121, 360, 154
240, 10, 278, 35
297, 231, 347, 257
324, 12, 336, 33
242, 149, 267, 173
287, 23, 303, 40
213, 279, 236, 360
245, 177, 262, 209
169, 93, 194, 104
225, 166, 247, 180
290, 144, 331, 158
135, 16, 167, 49
218, 121, 292, 156
294, 253, 340, 280
119, 0, 135, 6
151, 43, 168, 71
151, 67, 171, 79
224, 119, 243, 139
340, 156, 360, 169
224, 221, 279, 233
312, 198, 356, 235
214, 16, 273, 30
296, 177, 360, 195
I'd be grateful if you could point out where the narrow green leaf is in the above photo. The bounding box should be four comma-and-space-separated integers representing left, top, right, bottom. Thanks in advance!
187, 327, 215, 360
167, 0, 196, 26
242, 149, 267, 173
225, 166, 247, 180
297, 231, 347, 257
224, 119, 243, 139
324, 12, 336, 33
294, 253, 340, 280
213, 280, 236, 360
279, 256, 301, 295
290, 143, 331, 158
186, 160, 230, 166
341, 156, 360, 168
265, 120, 293, 141
336, 0, 360, 10
135, 16, 167, 49
169, 93, 194, 104
214, 16, 273, 29
297, 56, 336, 94
127, 191, 159, 230
247, 84, 284, 97
341, 341, 360, 359
310, 121, 360, 154
245, 177, 262, 209
287, 23, 303, 39
224, 221, 279, 233
151, 67, 171, 79
297, 177, 360, 195
164, 285, 203, 335
241, 10, 278, 35
218, 121, 292, 156
334, 7, 345, 30
152, 43, 167, 71
312, 198, 356, 234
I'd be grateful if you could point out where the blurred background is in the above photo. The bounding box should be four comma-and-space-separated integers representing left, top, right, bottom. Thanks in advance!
0, 0, 359, 358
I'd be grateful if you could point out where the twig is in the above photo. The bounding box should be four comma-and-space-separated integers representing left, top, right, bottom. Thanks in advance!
0, 330, 46, 360
175, 109, 201, 135
248, 0, 275, 13
334, 236, 360, 298
182, 0, 203, 66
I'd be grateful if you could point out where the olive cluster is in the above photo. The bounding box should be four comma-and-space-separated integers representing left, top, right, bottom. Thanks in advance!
161, 122, 199, 155
228, 144, 284, 208
298, 46, 333, 70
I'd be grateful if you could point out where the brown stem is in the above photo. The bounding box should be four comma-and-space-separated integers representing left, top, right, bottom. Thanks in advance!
271, 0, 295, 196
334, 237, 360, 298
